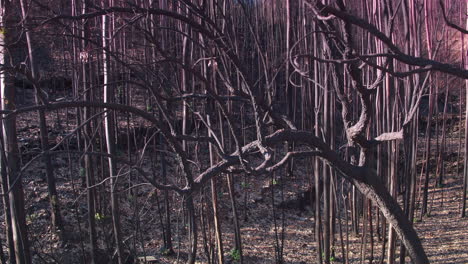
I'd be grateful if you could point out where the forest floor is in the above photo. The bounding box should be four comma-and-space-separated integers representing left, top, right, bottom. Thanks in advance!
2, 101, 468, 263
208, 170, 468, 264
16, 153, 468, 264
413, 174, 468, 264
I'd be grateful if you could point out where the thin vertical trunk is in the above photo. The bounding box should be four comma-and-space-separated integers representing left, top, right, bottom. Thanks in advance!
186, 194, 197, 264
368, 200, 374, 264
421, 0, 434, 217
323, 68, 330, 264
19, 0, 64, 232
0, 237, 4, 264
462, 0, 468, 217
360, 199, 368, 264
0, 1, 30, 263
313, 22, 323, 264
0, 131, 14, 263
102, 7, 124, 263
387, 142, 397, 264
437, 85, 449, 187
82, 1, 97, 261
227, 173, 243, 263
154, 0, 173, 251
207, 115, 224, 264
160, 134, 174, 253
400, 2, 412, 261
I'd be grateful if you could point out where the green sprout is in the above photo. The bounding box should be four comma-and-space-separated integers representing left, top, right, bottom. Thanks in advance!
94, 213, 105, 221
79, 167, 86, 177
229, 248, 241, 261
26, 213, 39, 223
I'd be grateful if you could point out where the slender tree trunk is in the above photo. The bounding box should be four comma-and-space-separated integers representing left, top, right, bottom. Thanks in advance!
186, 194, 197, 264
160, 134, 174, 253
0, 1, 31, 262
207, 115, 224, 264
437, 85, 449, 187
19, 0, 64, 233
462, 1, 468, 218
81, 1, 97, 261
102, 7, 124, 263
323, 70, 330, 264
227, 173, 243, 263
387, 142, 397, 264
421, 0, 435, 217
0, 131, 14, 263
313, 22, 323, 264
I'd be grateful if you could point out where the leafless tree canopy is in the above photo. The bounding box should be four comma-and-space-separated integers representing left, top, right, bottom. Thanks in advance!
0, 0, 467, 263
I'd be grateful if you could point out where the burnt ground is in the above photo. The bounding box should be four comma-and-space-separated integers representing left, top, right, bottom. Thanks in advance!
13, 143, 468, 263
1, 95, 468, 263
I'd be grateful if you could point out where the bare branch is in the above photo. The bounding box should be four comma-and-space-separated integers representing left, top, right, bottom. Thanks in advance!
439, 0, 468, 34
307, 0, 468, 79
373, 130, 404, 143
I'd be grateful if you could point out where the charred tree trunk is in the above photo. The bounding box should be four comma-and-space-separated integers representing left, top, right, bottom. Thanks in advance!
19, 0, 64, 233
